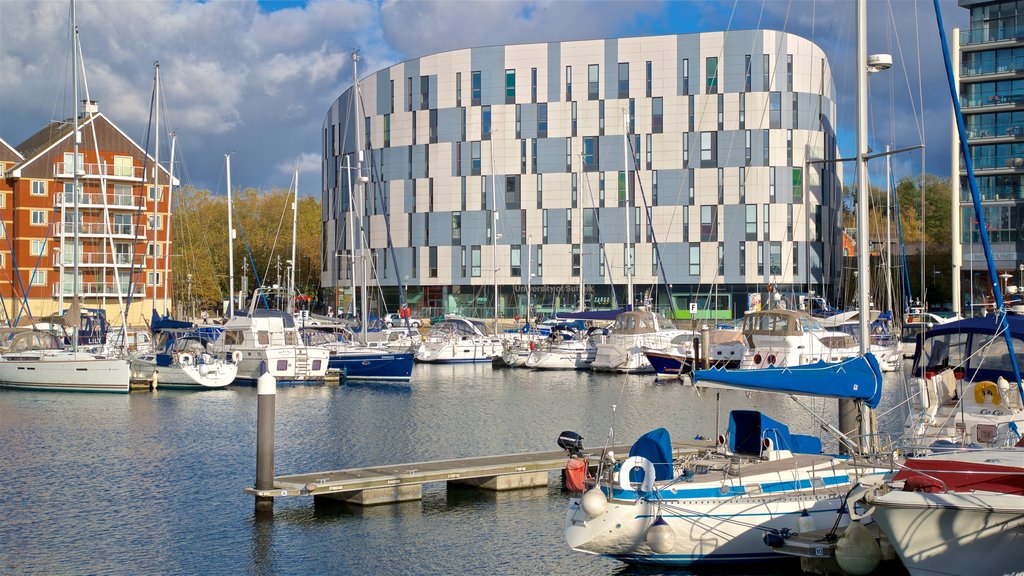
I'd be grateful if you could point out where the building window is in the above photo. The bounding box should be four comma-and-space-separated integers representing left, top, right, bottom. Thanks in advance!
714, 93, 723, 131
505, 175, 521, 209
687, 169, 694, 205
571, 101, 578, 136
531, 67, 537, 103
600, 173, 606, 207
688, 95, 694, 131
482, 106, 491, 140
762, 132, 770, 165
787, 54, 793, 91
384, 114, 391, 147
429, 246, 438, 278
148, 186, 162, 201
582, 136, 599, 171
566, 210, 573, 242
542, 209, 549, 243
471, 71, 481, 106
572, 173, 578, 208
689, 243, 700, 276
30, 210, 46, 226
763, 204, 770, 241
456, 72, 461, 107
645, 60, 652, 97
763, 54, 770, 91
706, 57, 718, 94
682, 58, 689, 95
148, 271, 162, 286
739, 242, 746, 275
538, 103, 548, 138
429, 110, 437, 144
406, 77, 413, 111
786, 205, 794, 241
792, 92, 799, 128
770, 242, 782, 275
565, 65, 572, 100
792, 168, 803, 204
411, 112, 417, 147
566, 138, 573, 172
148, 214, 163, 230
30, 269, 47, 286
739, 93, 746, 129
700, 131, 717, 167
718, 243, 725, 276
461, 177, 468, 210
745, 54, 752, 92
471, 142, 481, 176
420, 75, 429, 110
537, 174, 543, 208
744, 130, 752, 165
588, 64, 599, 100
531, 139, 538, 174
30, 239, 46, 256
598, 249, 605, 277
511, 245, 521, 277
460, 246, 467, 277
572, 244, 581, 277
683, 133, 689, 167
31, 181, 47, 196
652, 97, 663, 134
739, 167, 747, 203
718, 167, 724, 203
787, 129, 793, 166
599, 100, 605, 135
770, 169, 777, 202
769, 92, 782, 129
701, 205, 718, 241
646, 134, 653, 170
793, 244, 799, 275
758, 241, 764, 275
505, 69, 516, 104
583, 208, 597, 243
618, 62, 629, 99
536, 245, 543, 276
745, 204, 757, 240
452, 212, 462, 244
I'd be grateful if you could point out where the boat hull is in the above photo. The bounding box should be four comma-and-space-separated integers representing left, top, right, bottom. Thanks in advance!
868, 490, 1024, 576
329, 352, 414, 382
0, 354, 131, 393
131, 357, 237, 389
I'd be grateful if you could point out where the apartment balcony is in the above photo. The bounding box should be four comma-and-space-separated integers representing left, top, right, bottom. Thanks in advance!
52, 281, 146, 298
53, 252, 142, 268
961, 27, 1024, 48
53, 192, 146, 211
966, 120, 1024, 140
962, 56, 1024, 80
52, 162, 146, 182
961, 93, 1024, 111
51, 222, 148, 238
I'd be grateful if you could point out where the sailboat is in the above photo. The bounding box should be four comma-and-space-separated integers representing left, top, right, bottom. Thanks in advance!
0, 2, 131, 393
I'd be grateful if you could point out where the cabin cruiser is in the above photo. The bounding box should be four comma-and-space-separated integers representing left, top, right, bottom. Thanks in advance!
131, 329, 238, 389
211, 309, 329, 384
415, 315, 502, 363
590, 309, 692, 373
736, 309, 858, 369
301, 326, 414, 382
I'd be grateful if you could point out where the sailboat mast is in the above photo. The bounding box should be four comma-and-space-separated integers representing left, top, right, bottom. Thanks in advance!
623, 108, 633, 309
345, 155, 356, 316
165, 132, 175, 317
885, 145, 894, 316
153, 62, 160, 315
288, 167, 298, 314
226, 153, 235, 318
490, 141, 499, 333
353, 52, 368, 346
71, 0, 80, 354
578, 154, 584, 311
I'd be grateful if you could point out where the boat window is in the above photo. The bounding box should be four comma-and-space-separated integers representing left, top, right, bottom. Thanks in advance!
284, 331, 298, 346
966, 334, 1024, 374
799, 318, 822, 331
223, 330, 244, 346
258, 331, 271, 346
915, 332, 967, 373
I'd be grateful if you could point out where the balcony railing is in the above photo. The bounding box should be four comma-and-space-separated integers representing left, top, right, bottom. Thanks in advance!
963, 56, 1024, 78
52, 281, 146, 298
53, 252, 140, 267
970, 153, 1024, 171
959, 184, 1024, 201
961, 26, 1024, 46
53, 162, 146, 181
52, 222, 148, 237
966, 121, 1024, 138
962, 93, 1024, 108
53, 192, 145, 210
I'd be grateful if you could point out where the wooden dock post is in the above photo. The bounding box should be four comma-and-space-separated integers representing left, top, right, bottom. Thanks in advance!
254, 370, 276, 513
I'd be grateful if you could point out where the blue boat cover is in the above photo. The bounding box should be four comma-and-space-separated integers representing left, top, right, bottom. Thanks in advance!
152, 309, 194, 332
692, 353, 883, 408
555, 307, 631, 322
728, 410, 822, 455
628, 427, 674, 481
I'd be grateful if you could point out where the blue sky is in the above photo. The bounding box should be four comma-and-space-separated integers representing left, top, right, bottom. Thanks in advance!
0, 0, 968, 195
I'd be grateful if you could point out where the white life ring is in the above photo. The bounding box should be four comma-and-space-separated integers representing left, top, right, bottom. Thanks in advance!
618, 455, 657, 493
231, 350, 243, 364
179, 352, 193, 366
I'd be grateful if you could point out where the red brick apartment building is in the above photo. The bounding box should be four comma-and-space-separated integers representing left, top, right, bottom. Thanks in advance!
0, 103, 173, 326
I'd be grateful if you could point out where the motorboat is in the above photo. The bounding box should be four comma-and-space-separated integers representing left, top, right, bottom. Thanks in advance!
643, 327, 747, 378
821, 310, 903, 372
591, 309, 690, 373
131, 329, 238, 389
211, 308, 329, 384
414, 315, 503, 363
736, 309, 859, 369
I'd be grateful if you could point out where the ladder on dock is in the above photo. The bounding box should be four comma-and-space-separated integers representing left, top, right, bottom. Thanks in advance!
245, 440, 710, 506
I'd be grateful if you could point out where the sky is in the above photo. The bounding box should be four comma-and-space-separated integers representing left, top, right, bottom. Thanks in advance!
0, 0, 969, 196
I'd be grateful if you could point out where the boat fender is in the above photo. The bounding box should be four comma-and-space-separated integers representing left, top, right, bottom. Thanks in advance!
645, 515, 675, 554
766, 354, 777, 366
753, 353, 762, 366
618, 455, 657, 493
179, 353, 193, 366
580, 487, 607, 517
835, 520, 881, 575
199, 364, 210, 377
232, 351, 243, 364
974, 380, 1002, 405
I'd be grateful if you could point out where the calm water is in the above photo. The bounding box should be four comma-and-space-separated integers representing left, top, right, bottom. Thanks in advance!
0, 364, 908, 575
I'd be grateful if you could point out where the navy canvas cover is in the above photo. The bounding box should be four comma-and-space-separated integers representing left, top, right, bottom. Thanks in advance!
628, 427, 674, 481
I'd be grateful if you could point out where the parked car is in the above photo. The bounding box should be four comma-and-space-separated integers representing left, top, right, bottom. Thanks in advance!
384, 312, 421, 328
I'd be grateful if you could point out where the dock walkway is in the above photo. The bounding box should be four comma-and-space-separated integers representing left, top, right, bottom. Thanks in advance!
245, 440, 710, 506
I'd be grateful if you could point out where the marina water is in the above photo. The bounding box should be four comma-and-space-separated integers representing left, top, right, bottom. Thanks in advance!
1, 365, 907, 575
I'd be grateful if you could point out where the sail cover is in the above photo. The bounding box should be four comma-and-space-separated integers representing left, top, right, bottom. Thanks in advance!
692, 353, 883, 408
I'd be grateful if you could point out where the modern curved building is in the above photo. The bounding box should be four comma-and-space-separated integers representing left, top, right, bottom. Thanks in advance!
321, 31, 843, 320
